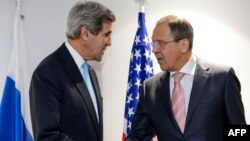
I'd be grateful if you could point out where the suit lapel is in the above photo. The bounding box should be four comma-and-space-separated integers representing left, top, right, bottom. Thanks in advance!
159, 58, 211, 133
89, 66, 103, 129
160, 72, 171, 115
58, 45, 100, 137
159, 72, 181, 131
185, 59, 210, 129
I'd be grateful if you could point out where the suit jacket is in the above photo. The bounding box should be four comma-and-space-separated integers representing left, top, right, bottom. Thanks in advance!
30, 43, 103, 141
126, 57, 246, 141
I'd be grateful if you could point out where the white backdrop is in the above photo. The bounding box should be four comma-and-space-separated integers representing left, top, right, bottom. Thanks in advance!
1, 0, 249, 141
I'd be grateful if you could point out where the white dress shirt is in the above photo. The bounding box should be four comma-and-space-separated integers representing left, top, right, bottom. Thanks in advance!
170, 55, 197, 113
65, 41, 99, 121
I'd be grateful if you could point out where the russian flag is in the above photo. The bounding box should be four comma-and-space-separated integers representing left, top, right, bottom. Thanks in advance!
0, 1, 33, 141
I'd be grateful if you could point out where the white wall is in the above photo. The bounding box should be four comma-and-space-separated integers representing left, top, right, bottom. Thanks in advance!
0, 0, 249, 141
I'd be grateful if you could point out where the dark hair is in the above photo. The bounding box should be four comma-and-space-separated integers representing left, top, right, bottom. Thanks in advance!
157, 15, 194, 49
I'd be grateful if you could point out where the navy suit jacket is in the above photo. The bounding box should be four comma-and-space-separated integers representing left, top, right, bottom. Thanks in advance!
126, 57, 246, 141
30, 43, 103, 141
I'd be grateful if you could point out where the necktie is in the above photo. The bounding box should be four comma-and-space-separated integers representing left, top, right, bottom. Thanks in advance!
172, 72, 186, 133
82, 62, 99, 121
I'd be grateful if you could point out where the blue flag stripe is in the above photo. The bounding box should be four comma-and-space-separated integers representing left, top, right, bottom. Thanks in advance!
0, 77, 33, 141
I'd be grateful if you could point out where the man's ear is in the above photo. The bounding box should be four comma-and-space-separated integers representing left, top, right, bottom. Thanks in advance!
180, 39, 189, 53
80, 26, 89, 40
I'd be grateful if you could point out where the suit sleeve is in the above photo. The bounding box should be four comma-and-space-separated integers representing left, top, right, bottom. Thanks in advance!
125, 83, 155, 141
224, 67, 246, 124
29, 67, 74, 141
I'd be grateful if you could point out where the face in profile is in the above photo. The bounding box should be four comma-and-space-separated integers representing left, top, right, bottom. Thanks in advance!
88, 21, 113, 62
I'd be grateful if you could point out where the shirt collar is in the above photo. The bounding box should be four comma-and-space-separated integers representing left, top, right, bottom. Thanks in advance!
65, 41, 86, 70
170, 55, 197, 76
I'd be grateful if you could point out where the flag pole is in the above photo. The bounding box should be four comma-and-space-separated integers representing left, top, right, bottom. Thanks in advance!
135, 0, 150, 12
16, 0, 24, 18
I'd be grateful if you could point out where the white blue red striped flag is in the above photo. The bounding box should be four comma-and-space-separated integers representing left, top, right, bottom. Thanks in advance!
0, 1, 34, 141
122, 12, 154, 140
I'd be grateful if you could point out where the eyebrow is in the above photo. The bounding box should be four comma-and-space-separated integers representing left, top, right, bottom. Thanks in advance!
104, 31, 112, 36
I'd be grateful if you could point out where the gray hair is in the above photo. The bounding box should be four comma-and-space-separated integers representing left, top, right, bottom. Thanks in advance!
66, 1, 116, 39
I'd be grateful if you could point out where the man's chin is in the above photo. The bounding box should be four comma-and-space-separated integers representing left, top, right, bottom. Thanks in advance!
159, 65, 168, 71
96, 56, 103, 62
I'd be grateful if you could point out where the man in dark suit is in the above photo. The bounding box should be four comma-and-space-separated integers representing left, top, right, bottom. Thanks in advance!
29, 1, 115, 141
125, 15, 246, 141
